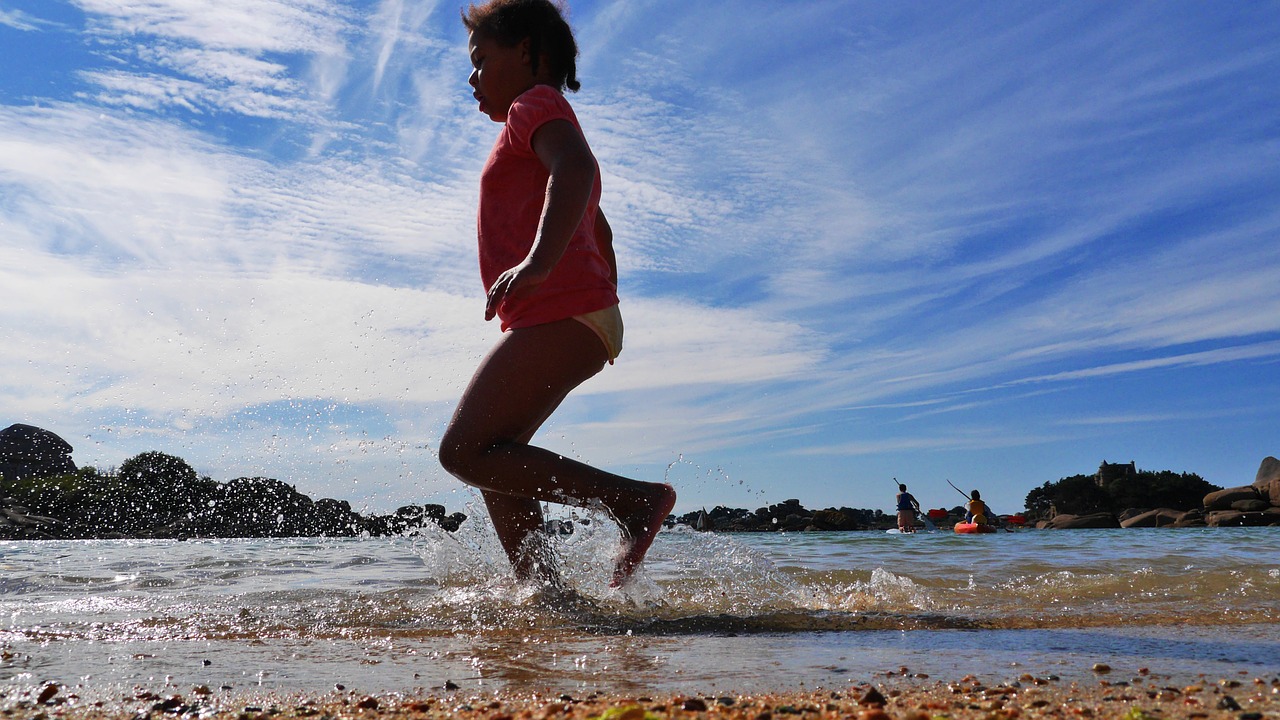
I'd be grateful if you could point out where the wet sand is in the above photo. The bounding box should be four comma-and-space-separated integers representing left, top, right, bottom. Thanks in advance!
6, 668, 1278, 720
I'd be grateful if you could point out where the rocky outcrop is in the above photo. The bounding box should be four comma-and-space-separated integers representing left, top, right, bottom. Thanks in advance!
1256, 456, 1280, 505
1117, 507, 1207, 528
1203, 486, 1264, 511
1, 497, 64, 539
674, 499, 879, 532
1119, 508, 1182, 528
1046, 456, 1280, 530
1038, 512, 1121, 529
0, 425, 469, 540
0, 424, 76, 481
1198, 456, 1280, 527
1205, 507, 1280, 527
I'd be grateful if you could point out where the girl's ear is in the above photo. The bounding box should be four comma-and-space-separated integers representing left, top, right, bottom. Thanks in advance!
518, 37, 534, 68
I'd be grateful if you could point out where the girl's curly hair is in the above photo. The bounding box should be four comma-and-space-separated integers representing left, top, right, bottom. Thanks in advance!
462, 0, 581, 92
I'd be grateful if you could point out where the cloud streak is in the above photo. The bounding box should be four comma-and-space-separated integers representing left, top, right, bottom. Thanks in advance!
2, 1, 1278, 511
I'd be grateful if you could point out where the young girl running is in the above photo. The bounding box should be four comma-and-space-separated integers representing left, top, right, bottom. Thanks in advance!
439, 0, 677, 588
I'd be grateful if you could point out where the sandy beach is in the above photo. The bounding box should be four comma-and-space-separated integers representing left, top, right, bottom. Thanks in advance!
6, 668, 1278, 720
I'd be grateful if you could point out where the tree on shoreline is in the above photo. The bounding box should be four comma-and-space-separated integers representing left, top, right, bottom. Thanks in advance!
1025, 467, 1219, 517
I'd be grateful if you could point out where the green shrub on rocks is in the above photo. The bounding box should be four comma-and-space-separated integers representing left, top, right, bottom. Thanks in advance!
1025, 468, 1219, 518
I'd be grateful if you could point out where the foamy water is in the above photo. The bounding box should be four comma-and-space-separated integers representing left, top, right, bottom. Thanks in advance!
2, 516, 1278, 695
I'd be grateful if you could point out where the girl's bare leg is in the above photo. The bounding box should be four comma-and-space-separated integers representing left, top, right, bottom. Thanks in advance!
439, 318, 675, 585
479, 490, 556, 583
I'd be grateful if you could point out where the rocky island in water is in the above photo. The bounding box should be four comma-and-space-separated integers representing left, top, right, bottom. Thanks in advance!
2, 423, 1278, 540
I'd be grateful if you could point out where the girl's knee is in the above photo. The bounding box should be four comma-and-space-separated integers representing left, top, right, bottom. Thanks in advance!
437, 428, 475, 479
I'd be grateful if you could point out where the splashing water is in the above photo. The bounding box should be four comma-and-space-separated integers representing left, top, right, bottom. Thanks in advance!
1, 526, 1278, 694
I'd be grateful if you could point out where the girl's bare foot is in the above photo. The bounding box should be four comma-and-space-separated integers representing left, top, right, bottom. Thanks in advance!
611, 483, 677, 586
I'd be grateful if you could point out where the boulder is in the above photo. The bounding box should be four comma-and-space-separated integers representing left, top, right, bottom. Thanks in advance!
1203, 486, 1262, 511
1043, 512, 1120, 529
1253, 456, 1280, 507
440, 511, 467, 532
810, 508, 859, 531
0, 505, 62, 538
0, 424, 77, 480
1120, 508, 1185, 528
1117, 508, 1147, 522
1230, 498, 1271, 512
1206, 509, 1277, 527
311, 497, 360, 536
1172, 508, 1207, 527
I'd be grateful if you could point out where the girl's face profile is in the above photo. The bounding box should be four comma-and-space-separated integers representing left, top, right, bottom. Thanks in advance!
468, 31, 534, 123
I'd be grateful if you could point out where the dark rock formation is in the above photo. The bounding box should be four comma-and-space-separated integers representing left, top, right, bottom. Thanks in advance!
1196, 456, 1280, 527
0, 425, 469, 540
1203, 486, 1264, 511
1120, 508, 1178, 528
1205, 508, 1280, 527
674, 499, 880, 532
1171, 508, 1207, 527
0, 424, 77, 481
1038, 512, 1121, 529
1255, 456, 1280, 506
1, 497, 64, 539
1038, 456, 1280, 529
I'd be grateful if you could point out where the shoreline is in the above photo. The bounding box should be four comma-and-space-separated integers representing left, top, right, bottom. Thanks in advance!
6, 669, 1278, 720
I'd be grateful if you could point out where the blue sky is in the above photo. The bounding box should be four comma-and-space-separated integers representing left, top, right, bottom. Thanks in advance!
2, 0, 1278, 518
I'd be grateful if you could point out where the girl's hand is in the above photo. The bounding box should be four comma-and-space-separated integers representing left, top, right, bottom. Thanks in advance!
485, 260, 550, 321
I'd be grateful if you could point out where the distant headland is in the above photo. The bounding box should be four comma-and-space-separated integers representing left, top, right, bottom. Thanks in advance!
2, 424, 1277, 539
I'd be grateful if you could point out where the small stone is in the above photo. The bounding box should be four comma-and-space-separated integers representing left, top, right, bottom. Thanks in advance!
36, 683, 59, 704
1093, 664, 1112, 673
600, 707, 646, 720
681, 698, 708, 711
356, 696, 379, 710
538, 702, 567, 718
152, 696, 186, 714
860, 688, 887, 706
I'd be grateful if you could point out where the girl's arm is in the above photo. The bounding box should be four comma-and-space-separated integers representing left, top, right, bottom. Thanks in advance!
595, 208, 617, 287
485, 118, 596, 321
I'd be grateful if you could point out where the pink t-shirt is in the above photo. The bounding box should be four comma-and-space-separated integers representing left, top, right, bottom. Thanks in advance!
477, 84, 618, 331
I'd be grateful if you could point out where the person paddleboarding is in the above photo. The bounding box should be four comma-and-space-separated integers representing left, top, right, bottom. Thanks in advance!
895, 482, 922, 533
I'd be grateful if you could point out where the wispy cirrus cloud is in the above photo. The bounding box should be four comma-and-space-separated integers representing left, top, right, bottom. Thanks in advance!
67, 0, 353, 121
3, 0, 1278, 510
1, 7, 52, 31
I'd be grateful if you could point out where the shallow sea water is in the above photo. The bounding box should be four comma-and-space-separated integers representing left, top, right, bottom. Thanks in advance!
2, 519, 1278, 696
